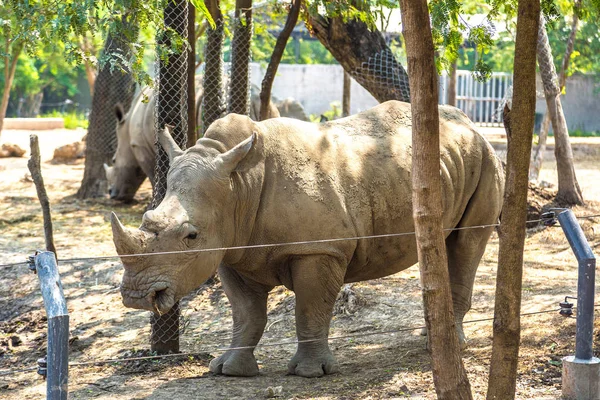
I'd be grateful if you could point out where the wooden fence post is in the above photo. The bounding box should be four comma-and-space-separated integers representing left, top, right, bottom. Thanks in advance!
33, 251, 69, 400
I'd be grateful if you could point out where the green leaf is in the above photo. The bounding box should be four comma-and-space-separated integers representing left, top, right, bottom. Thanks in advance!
190, 0, 216, 29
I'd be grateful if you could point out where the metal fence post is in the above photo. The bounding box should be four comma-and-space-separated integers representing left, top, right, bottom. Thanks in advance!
557, 209, 599, 400
34, 251, 69, 400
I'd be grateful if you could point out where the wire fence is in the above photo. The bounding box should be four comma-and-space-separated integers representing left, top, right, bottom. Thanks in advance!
353, 48, 411, 103
0, 212, 597, 388
148, 0, 191, 351
0, 305, 582, 377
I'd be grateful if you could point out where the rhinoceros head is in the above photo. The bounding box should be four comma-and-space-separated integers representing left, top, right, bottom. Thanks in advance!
108, 104, 146, 202
112, 123, 257, 315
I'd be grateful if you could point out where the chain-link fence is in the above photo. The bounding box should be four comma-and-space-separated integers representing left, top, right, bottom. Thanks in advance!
149, 0, 190, 353
148, 0, 253, 352
78, 22, 138, 199
352, 48, 411, 103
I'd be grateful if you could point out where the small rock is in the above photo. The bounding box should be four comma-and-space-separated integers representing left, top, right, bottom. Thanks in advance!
0, 143, 26, 158
265, 386, 283, 398
52, 141, 85, 163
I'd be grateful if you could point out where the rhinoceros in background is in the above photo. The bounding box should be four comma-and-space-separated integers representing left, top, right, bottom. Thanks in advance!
111, 100, 504, 378
274, 97, 309, 121
105, 81, 280, 202
104, 88, 157, 201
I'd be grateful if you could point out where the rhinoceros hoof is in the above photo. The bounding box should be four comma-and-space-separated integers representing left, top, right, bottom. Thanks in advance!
209, 350, 259, 377
287, 353, 340, 378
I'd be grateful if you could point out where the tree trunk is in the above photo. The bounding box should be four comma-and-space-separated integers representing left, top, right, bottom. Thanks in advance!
228, 0, 252, 115
530, 5, 579, 182
77, 20, 138, 199
259, 0, 300, 121
559, 0, 580, 90
342, 70, 351, 117
187, 3, 197, 147
486, 1, 540, 399
309, 14, 410, 103
150, 0, 190, 355
399, 1, 472, 399
536, 17, 583, 206
201, 0, 224, 133
0, 40, 24, 137
447, 60, 457, 107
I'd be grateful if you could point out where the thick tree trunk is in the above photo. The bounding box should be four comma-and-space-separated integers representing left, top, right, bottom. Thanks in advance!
0, 40, 24, 137
309, 14, 410, 103
399, 1, 472, 399
228, 0, 252, 115
259, 0, 300, 121
536, 17, 583, 205
486, 1, 540, 399
77, 20, 138, 199
150, 0, 190, 355
447, 60, 457, 107
201, 0, 224, 133
342, 70, 351, 117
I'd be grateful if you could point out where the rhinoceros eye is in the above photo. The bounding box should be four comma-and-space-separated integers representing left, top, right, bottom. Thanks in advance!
187, 232, 197, 240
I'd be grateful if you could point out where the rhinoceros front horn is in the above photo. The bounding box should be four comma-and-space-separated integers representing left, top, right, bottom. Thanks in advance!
110, 212, 145, 256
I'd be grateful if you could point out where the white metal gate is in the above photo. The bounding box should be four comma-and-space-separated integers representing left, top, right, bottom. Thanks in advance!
439, 70, 512, 126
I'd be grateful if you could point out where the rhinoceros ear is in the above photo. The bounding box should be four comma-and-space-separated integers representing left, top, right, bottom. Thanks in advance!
216, 132, 257, 175
158, 125, 184, 163
115, 103, 125, 124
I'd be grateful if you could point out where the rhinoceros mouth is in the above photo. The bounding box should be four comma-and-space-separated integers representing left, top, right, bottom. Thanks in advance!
121, 284, 175, 315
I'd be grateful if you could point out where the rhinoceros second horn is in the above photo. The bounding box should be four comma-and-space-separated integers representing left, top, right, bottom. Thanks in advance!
158, 125, 183, 163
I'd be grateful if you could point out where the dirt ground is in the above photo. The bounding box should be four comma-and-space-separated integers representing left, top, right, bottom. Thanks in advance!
0, 128, 599, 399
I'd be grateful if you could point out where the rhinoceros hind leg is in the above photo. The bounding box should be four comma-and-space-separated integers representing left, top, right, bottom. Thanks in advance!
210, 264, 271, 376
445, 168, 502, 347
288, 255, 345, 378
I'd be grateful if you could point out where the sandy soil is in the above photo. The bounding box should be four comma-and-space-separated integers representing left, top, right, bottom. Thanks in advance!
0, 129, 599, 399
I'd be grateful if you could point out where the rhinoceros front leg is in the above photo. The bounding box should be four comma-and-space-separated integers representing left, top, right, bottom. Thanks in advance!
209, 264, 272, 376
288, 255, 345, 378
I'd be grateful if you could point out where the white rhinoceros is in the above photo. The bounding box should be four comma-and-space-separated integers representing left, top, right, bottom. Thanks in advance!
104, 88, 157, 201
105, 82, 281, 201
111, 100, 504, 378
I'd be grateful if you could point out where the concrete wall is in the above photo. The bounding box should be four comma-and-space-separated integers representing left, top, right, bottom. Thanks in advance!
251, 63, 600, 132
3, 118, 64, 130
536, 74, 600, 133
250, 63, 378, 117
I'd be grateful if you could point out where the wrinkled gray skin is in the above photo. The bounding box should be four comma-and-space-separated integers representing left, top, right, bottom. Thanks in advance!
111, 101, 504, 378
106, 83, 280, 202
105, 88, 157, 201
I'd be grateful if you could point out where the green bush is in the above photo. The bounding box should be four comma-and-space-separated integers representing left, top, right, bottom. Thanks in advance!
39, 110, 89, 130
569, 129, 600, 137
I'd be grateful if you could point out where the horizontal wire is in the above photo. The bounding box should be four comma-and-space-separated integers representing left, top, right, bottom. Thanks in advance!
0, 307, 565, 376
2, 212, 598, 270
0, 222, 506, 268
